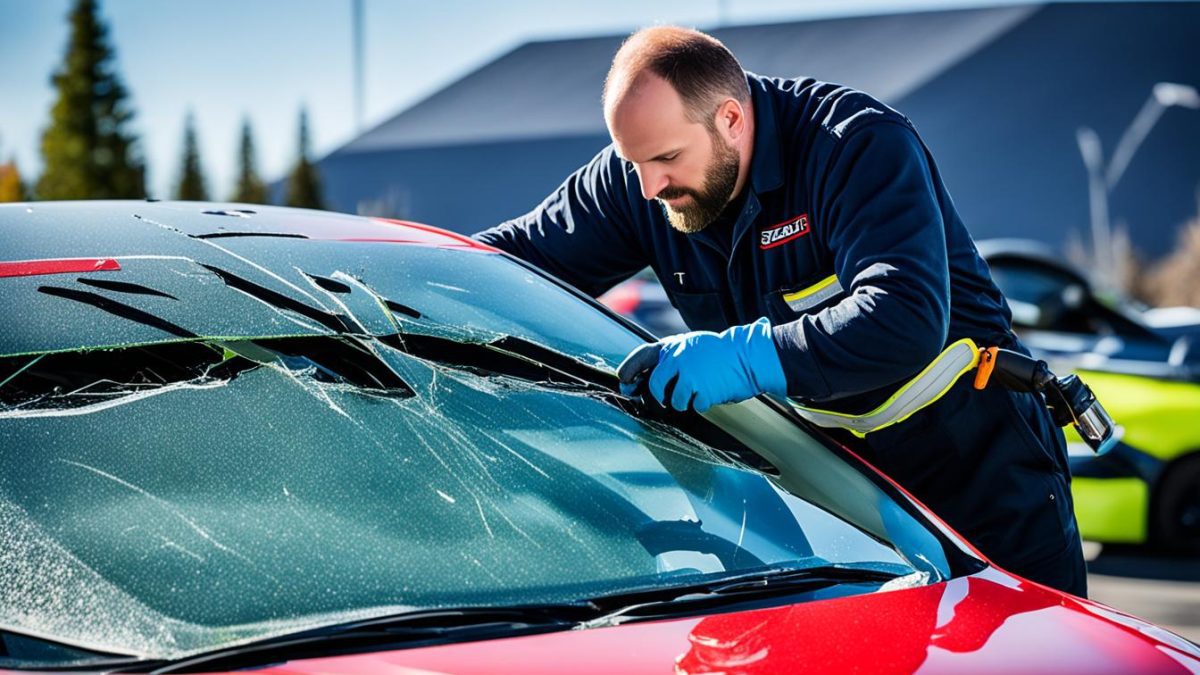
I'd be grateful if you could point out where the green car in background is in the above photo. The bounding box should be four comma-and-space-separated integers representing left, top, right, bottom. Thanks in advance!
979, 240, 1200, 551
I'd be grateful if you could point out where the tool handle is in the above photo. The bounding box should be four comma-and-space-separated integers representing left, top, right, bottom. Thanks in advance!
617, 342, 664, 386
974, 347, 1053, 393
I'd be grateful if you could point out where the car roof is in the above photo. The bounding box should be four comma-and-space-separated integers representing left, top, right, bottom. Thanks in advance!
0, 201, 497, 357
975, 238, 1092, 287
0, 200, 493, 253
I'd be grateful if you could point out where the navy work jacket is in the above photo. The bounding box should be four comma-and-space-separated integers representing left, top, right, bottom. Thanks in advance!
476, 74, 1086, 590
476, 73, 1015, 414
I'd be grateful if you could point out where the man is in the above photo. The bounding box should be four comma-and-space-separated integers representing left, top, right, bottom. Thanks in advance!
474, 26, 1086, 596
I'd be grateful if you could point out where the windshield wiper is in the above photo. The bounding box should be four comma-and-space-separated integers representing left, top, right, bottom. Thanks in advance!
17, 565, 907, 672
580, 563, 909, 628
701, 563, 904, 594
119, 603, 600, 674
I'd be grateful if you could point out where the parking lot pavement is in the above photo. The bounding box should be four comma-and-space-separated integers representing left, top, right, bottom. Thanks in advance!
1085, 545, 1200, 643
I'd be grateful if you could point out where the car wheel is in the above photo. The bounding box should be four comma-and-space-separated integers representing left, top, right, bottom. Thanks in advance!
1151, 453, 1200, 552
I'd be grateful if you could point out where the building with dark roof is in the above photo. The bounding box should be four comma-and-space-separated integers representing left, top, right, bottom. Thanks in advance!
317, 2, 1200, 258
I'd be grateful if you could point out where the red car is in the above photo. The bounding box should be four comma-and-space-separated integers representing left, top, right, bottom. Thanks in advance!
0, 202, 1196, 674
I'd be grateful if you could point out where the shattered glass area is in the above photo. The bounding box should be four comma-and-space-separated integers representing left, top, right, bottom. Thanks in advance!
0, 204, 952, 663
1, 337, 909, 660
0, 207, 636, 369
0, 496, 415, 659
201, 235, 638, 369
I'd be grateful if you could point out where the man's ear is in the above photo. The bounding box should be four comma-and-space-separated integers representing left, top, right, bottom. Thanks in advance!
715, 98, 746, 141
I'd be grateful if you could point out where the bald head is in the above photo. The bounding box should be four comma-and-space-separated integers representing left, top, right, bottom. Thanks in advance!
601, 27, 755, 233
603, 26, 750, 129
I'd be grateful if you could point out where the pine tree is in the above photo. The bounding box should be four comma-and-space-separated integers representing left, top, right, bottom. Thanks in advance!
174, 112, 208, 201
231, 117, 267, 203
36, 0, 145, 199
285, 106, 325, 210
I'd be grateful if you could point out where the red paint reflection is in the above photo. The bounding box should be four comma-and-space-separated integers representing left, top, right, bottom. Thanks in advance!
675, 574, 1123, 675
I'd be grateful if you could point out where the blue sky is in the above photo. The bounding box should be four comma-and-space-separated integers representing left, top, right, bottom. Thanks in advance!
2, 0, 1042, 199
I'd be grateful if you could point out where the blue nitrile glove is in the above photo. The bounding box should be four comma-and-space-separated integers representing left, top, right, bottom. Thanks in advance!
617, 317, 788, 413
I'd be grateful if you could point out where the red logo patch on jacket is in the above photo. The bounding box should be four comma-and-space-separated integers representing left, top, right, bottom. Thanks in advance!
760, 214, 810, 249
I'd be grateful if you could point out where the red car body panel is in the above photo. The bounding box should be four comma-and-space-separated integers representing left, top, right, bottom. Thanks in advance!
256, 567, 1199, 675
597, 278, 646, 316
0, 257, 121, 278
353, 218, 496, 251
275, 215, 495, 251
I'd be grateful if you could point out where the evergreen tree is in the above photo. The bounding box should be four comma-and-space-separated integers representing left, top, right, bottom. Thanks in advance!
231, 117, 267, 203
174, 112, 209, 201
37, 0, 145, 199
285, 106, 325, 210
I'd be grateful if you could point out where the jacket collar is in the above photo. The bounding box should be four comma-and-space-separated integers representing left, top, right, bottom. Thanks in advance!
747, 73, 784, 194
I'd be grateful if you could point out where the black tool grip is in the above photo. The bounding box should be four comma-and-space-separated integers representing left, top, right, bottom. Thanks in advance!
617, 341, 664, 385
990, 348, 1054, 393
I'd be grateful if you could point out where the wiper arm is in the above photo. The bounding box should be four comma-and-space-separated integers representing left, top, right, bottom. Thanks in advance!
11, 565, 905, 672
581, 564, 907, 629
703, 564, 904, 594
127, 603, 600, 674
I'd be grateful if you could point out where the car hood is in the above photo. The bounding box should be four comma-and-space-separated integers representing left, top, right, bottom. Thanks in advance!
256, 567, 1199, 674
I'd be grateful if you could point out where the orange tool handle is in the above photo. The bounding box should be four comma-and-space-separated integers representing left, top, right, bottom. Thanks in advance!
974, 346, 999, 390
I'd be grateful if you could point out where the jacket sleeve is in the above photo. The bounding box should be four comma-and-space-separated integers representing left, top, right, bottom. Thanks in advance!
473, 146, 648, 298
771, 121, 951, 401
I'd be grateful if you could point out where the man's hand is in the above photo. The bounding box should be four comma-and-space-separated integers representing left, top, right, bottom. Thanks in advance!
617, 317, 788, 413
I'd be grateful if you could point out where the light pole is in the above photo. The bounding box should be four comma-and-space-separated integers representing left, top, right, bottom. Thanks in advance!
1076, 82, 1200, 290
1076, 127, 1110, 284
716, 0, 730, 27
353, 0, 365, 135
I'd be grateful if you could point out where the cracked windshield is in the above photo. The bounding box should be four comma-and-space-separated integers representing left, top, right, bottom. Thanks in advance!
0, 223, 951, 662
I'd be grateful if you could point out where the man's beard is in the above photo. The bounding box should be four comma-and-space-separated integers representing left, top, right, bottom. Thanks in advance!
658, 133, 740, 234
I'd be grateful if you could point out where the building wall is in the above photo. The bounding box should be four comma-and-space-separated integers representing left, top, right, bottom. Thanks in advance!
897, 2, 1200, 258
318, 3, 1200, 257
320, 134, 610, 234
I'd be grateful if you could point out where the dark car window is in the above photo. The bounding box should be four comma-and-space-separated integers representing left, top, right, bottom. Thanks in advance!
1, 237, 972, 662
988, 260, 1095, 332
988, 257, 1160, 341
